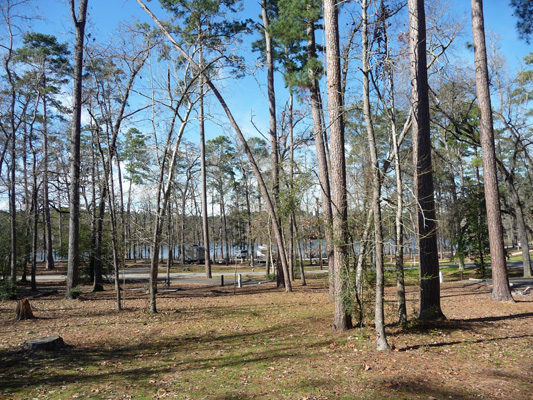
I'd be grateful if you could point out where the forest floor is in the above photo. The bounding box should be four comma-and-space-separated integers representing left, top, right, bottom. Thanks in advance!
0, 272, 532, 399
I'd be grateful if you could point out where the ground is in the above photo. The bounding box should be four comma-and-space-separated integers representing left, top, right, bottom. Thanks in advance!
0, 274, 532, 399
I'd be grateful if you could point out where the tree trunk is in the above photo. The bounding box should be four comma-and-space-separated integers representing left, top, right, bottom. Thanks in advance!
381, 6, 407, 325
9, 98, 16, 284
105, 152, 121, 311
408, 0, 445, 319
262, 0, 284, 288
93, 179, 106, 292
497, 160, 531, 278
66, 0, 89, 299
199, 45, 212, 278
471, 0, 513, 300
307, 9, 334, 300
166, 201, 173, 285
362, 0, 389, 350
324, 0, 352, 331
29, 127, 38, 292
42, 97, 55, 271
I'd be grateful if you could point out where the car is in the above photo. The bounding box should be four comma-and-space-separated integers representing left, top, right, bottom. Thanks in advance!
235, 250, 248, 259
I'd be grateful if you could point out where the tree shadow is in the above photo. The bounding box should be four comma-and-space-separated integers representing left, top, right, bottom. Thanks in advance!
461, 312, 533, 323
399, 333, 532, 352
372, 376, 481, 399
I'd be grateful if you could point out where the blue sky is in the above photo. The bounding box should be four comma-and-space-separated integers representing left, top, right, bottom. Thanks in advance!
13, 0, 533, 146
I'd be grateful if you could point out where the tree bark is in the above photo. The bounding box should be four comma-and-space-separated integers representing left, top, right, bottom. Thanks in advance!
408, 0, 445, 319
471, 0, 513, 301
261, 0, 284, 288
307, 7, 334, 300
66, 0, 89, 299
496, 159, 531, 277
42, 97, 55, 271
199, 44, 212, 278
362, 0, 389, 350
324, 0, 352, 331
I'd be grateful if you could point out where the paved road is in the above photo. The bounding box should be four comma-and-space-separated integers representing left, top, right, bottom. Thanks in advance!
26, 261, 532, 288
29, 267, 329, 286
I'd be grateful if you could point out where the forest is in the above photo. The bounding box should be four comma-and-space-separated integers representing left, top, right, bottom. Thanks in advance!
1, 0, 533, 353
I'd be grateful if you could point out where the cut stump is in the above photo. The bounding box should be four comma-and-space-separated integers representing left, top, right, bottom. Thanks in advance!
23, 336, 64, 352
15, 298, 34, 320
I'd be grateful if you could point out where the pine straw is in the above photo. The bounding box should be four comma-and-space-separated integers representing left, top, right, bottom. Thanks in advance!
0, 277, 531, 399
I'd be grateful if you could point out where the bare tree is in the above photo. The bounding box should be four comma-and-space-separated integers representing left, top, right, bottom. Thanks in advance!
361, 0, 389, 350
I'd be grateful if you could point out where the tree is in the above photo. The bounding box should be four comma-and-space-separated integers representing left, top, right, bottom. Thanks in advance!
84, 32, 151, 298
206, 136, 236, 263
271, 0, 334, 294
123, 127, 151, 259
510, 0, 533, 43
408, 0, 445, 320
324, 0, 352, 331
0, 0, 30, 284
137, 0, 293, 292
65, 0, 89, 299
159, 0, 250, 278
471, 0, 514, 301
259, 0, 288, 287
147, 64, 197, 313
361, 0, 389, 350
14, 33, 71, 272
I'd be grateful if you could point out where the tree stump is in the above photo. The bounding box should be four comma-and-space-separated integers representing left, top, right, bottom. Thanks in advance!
23, 336, 64, 352
15, 298, 34, 320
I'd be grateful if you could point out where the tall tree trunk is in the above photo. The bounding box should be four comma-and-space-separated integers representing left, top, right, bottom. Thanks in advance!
42, 97, 54, 270
2, 1, 19, 285
288, 88, 295, 282
116, 153, 127, 305
408, 0, 445, 319
380, 2, 407, 324
93, 179, 106, 292
29, 126, 39, 292
9, 95, 16, 284
199, 44, 212, 278
361, 0, 389, 350
262, 0, 284, 288
166, 201, 172, 285
66, 0, 89, 299
307, 8, 334, 300
496, 159, 531, 277
105, 149, 121, 311
471, 0, 513, 301
324, 0, 352, 331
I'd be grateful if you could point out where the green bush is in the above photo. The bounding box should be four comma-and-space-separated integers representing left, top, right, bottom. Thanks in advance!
0, 280, 17, 301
